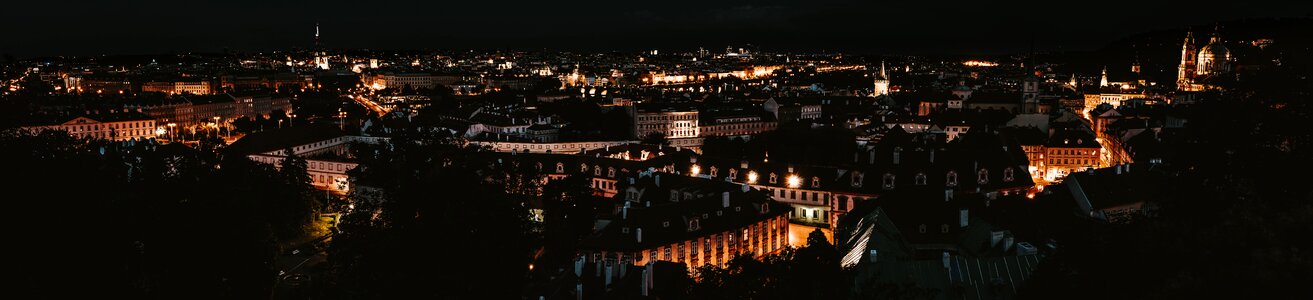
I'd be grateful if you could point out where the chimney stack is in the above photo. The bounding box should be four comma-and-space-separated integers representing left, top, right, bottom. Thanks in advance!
722, 191, 731, 208
636, 227, 642, 243
655, 175, 661, 187
622, 206, 628, 219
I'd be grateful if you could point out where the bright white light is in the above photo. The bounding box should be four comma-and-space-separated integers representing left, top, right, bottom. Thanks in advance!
786, 175, 801, 188
747, 171, 759, 183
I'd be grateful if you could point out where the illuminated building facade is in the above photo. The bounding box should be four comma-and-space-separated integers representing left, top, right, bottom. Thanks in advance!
578, 173, 791, 271
635, 107, 699, 139
1177, 28, 1231, 91
21, 114, 156, 141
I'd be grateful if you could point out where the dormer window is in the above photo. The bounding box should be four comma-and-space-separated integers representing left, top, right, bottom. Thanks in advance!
628, 190, 640, 201
882, 173, 896, 190
594, 166, 601, 176
688, 219, 700, 231
535, 162, 543, 172
940, 224, 949, 233
662, 221, 670, 228
556, 162, 565, 173
735, 206, 742, 212
580, 163, 588, 173
608, 167, 616, 178
622, 227, 630, 233
670, 190, 679, 202
769, 173, 778, 184
728, 168, 738, 180
717, 210, 723, 216
811, 177, 821, 188
852, 172, 864, 187
977, 169, 989, 184
916, 173, 927, 185
1003, 167, 1015, 182
709, 166, 718, 177
919, 224, 927, 233
702, 213, 709, 219
946, 171, 958, 187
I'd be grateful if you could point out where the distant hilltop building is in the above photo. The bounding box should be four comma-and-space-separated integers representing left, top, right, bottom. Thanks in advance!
1177, 27, 1232, 91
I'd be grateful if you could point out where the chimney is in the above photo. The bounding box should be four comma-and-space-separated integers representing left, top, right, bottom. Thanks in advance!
722, 191, 731, 208
740, 160, 748, 169
1115, 164, 1123, 175
741, 184, 750, 192
893, 148, 901, 165
959, 208, 969, 228
1125, 163, 1131, 173
622, 206, 628, 219
868, 249, 879, 263
868, 149, 876, 164
576, 283, 584, 300
604, 260, 614, 286
573, 256, 585, 277
655, 175, 661, 187
929, 149, 935, 163
641, 262, 654, 296
944, 189, 953, 202
636, 228, 642, 243
941, 252, 950, 269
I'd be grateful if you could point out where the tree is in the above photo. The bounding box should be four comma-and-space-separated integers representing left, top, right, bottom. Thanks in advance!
642, 132, 669, 146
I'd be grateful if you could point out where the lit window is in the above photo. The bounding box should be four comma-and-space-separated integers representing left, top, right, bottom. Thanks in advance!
978, 169, 989, 184
769, 173, 777, 184
1003, 167, 1015, 182
882, 173, 895, 190
946, 171, 958, 187
709, 166, 718, 177
811, 177, 821, 188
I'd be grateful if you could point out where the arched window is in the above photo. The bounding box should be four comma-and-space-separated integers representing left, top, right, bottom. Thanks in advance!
710, 166, 718, 177
580, 163, 588, 173
1003, 167, 1015, 182
811, 177, 821, 188
769, 173, 777, 184
977, 169, 989, 184
594, 166, 602, 176
946, 171, 958, 187
556, 162, 564, 173
729, 168, 738, 179
852, 171, 864, 187
608, 167, 616, 177
916, 173, 927, 185
882, 173, 896, 190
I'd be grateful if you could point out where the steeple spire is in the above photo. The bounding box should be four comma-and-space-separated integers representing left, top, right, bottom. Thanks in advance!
1100, 66, 1109, 87
872, 60, 890, 97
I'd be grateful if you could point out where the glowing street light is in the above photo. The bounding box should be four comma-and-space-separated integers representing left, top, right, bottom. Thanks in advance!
746, 171, 759, 184
689, 164, 701, 176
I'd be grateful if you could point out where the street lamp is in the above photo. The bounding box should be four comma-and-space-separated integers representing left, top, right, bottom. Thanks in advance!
167, 123, 176, 142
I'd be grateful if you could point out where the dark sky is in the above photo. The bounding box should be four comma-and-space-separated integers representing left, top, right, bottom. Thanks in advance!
2, 0, 1311, 57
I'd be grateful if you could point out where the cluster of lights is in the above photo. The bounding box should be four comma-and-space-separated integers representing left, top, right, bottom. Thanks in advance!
963, 60, 998, 67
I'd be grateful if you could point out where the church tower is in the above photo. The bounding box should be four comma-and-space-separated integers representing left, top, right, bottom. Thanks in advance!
1099, 66, 1109, 87
314, 23, 329, 70
1177, 31, 1198, 91
1022, 76, 1040, 113
872, 61, 890, 97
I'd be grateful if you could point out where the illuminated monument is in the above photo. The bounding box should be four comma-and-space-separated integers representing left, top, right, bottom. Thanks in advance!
1177, 27, 1231, 91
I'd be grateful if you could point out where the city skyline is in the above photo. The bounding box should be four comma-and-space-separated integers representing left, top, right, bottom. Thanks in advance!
4, 1, 1312, 57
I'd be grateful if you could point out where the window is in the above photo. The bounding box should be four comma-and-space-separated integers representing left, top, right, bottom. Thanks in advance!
710, 166, 718, 177
882, 173, 895, 190
580, 163, 588, 172
851, 172, 864, 187
662, 221, 670, 228
978, 169, 989, 184
555, 163, 564, 173
946, 171, 958, 187
594, 166, 602, 176
811, 177, 820, 188
1003, 167, 1015, 182
915, 173, 927, 185
729, 168, 738, 180
688, 219, 700, 231
919, 224, 927, 233
608, 167, 616, 177
769, 173, 777, 184
941, 224, 950, 233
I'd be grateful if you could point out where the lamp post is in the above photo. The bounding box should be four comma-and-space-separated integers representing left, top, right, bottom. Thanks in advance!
167, 123, 176, 142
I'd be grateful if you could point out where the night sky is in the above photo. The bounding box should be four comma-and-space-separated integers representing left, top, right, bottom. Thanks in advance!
3, 0, 1311, 57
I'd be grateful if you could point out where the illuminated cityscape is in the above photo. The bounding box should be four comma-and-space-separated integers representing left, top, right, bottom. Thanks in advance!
2, 2, 1312, 299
